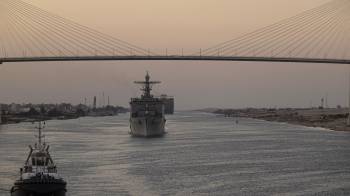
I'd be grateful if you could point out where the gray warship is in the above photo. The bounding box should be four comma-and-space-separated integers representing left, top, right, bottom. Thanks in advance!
130, 72, 166, 137
11, 122, 66, 196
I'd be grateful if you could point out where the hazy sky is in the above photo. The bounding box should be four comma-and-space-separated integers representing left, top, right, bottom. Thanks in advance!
1, 0, 348, 110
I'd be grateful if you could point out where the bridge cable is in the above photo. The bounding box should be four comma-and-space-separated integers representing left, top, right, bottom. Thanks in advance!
7, 0, 109, 56
14, 0, 153, 56
220, 2, 343, 57
214, 1, 345, 57
199, 0, 338, 55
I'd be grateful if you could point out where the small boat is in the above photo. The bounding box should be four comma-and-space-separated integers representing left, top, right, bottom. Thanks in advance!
11, 121, 67, 196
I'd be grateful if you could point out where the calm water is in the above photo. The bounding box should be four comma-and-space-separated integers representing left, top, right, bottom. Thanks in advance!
0, 112, 350, 196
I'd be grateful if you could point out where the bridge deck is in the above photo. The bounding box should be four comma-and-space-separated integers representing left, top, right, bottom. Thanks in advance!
0, 56, 349, 64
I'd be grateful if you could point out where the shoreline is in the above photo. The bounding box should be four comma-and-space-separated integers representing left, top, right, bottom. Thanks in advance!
203, 108, 350, 132
0, 113, 124, 125
248, 116, 350, 132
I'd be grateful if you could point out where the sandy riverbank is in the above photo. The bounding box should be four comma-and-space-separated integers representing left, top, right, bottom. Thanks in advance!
208, 108, 350, 132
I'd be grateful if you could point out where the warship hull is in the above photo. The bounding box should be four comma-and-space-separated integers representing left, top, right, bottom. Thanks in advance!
130, 116, 165, 137
130, 72, 167, 137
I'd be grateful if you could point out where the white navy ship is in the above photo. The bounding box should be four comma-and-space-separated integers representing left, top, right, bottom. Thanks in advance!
11, 121, 66, 196
130, 72, 166, 137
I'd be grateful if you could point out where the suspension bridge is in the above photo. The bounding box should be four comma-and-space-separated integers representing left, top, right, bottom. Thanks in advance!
0, 0, 349, 65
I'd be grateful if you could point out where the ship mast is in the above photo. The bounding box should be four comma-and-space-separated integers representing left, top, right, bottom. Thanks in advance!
35, 121, 45, 151
134, 72, 160, 98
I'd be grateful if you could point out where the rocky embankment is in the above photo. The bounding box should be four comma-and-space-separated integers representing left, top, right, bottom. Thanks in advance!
210, 108, 350, 132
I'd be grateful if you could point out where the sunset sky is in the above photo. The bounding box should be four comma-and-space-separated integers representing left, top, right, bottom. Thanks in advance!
0, 0, 347, 109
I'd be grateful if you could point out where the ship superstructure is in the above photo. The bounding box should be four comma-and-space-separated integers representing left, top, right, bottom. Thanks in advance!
158, 94, 174, 114
11, 121, 66, 196
130, 72, 166, 137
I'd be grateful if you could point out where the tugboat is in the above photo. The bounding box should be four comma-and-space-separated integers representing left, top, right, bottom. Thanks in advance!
10, 121, 66, 196
130, 72, 166, 137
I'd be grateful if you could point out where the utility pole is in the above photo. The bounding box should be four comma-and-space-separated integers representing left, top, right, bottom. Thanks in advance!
0, 104, 2, 124
102, 92, 105, 108
93, 96, 97, 109
347, 65, 350, 126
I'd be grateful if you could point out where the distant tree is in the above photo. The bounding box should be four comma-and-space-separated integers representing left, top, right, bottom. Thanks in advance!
26, 108, 40, 116
47, 108, 63, 117
75, 108, 86, 116
40, 105, 47, 114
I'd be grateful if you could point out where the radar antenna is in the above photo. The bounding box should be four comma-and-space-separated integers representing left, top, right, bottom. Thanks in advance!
134, 71, 160, 98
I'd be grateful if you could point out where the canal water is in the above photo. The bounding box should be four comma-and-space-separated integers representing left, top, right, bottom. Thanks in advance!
0, 112, 350, 196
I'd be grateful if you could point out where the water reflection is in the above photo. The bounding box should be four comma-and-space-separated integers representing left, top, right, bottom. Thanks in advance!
1, 112, 350, 195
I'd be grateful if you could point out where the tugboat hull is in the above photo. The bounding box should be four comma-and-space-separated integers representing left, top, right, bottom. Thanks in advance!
130, 117, 165, 137
11, 180, 67, 196
11, 182, 66, 196
11, 121, 66, 196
